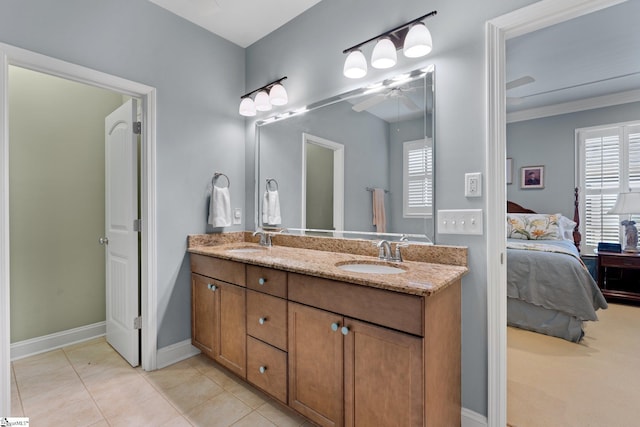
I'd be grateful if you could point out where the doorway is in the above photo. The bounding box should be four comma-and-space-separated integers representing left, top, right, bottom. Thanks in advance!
485, 1, 625, 425
0, 42, 158, 415
301, 133, 344, 231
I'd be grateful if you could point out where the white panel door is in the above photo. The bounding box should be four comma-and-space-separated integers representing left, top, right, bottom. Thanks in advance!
105, 99, 139, 367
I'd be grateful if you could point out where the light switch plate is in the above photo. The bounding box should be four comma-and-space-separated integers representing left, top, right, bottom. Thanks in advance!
437, 209, 483, 235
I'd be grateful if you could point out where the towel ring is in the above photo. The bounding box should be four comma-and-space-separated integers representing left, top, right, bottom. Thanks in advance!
266, 178, 279, 191
213, 172, 230, 188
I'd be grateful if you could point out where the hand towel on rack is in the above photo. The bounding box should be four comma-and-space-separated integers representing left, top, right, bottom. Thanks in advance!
372, 188, 386, 233
208, 185, 232, 227
262, 190, 281, 225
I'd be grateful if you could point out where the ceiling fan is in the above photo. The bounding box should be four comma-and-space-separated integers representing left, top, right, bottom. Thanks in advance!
352, 85, 421, 112
506, 75, 535, 105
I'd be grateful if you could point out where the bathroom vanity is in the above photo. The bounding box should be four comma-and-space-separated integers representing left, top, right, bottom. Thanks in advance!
188, 237, 467, 427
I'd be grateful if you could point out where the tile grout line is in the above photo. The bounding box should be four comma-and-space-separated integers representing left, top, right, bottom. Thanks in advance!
61, 344, 113, 427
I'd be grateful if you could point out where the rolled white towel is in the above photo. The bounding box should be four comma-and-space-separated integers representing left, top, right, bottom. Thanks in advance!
208, 185, 231, 227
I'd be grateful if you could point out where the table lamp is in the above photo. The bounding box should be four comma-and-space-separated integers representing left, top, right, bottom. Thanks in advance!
608, 191, 640, 252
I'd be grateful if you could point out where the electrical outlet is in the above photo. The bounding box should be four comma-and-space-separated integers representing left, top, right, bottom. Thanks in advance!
437, 209, 483, 235
465, 172, 482, 197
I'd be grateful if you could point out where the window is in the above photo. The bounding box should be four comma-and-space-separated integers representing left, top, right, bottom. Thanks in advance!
403, 138, 432, 218
577, 121, 640, 253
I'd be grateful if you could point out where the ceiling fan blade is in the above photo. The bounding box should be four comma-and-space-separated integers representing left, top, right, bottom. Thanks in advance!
352, 94, 386, 112
506, 75, 535, 90
506, 96, 524, 105
400, 96, 420, 111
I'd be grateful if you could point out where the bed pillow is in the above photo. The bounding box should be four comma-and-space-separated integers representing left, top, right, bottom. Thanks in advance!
507, 213, 563, 240
559, 215, 577, 241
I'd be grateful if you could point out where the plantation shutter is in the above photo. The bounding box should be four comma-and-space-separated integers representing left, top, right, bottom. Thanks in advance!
579, 122, 640, 253
403, 139, 432, 217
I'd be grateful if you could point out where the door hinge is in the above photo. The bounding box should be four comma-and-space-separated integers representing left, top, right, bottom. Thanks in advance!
134, 219, 142, 232
134, 316, 142, 330
133, 121, 142, 135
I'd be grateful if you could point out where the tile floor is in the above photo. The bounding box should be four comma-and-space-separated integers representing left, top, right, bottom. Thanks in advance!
10, 337, 312, 427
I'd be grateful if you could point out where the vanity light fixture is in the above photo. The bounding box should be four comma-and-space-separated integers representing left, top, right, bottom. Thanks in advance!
239, 76, 288, 117
342, 10, 436, 79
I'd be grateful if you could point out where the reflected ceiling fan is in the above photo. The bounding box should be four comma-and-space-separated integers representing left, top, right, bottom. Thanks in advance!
506, 75, 535, 105
352, 85, 421, 113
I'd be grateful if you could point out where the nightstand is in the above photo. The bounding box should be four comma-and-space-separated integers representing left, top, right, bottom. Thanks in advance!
597, 251, 640, 303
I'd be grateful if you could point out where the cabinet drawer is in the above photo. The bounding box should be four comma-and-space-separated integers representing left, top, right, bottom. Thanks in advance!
190, 254, 245, 286
289, 273, 424, 336
247, 290, 288, 350
246, 265, 287, 298
247, 336, 287, 404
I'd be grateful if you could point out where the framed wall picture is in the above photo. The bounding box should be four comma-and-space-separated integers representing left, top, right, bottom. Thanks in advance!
506, 158, 513, 185
521, 165, 544, 189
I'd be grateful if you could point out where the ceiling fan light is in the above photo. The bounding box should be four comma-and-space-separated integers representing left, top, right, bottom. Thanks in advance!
403, 23, 432, 58
254, 90, 272, 111
371, 38, 397, 69
269, 83, 288, 106
343, 49, 368, 79
239, 97, 256, 116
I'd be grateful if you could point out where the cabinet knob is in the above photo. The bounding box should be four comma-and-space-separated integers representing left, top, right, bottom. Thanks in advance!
331, 322, 339, 332
259, 366, 267, 374
208, 284, 217, 291
258, 277, 266, 285
258, 317, 267, 325
341, 326, 350, 336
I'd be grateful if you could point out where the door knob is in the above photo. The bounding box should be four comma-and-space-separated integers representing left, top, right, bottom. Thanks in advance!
98, 237, 109, 245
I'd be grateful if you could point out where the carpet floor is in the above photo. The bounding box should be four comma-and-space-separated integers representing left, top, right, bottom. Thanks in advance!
507, 303, 640, 427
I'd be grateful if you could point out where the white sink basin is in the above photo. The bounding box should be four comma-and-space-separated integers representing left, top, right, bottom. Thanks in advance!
336, 262, 406, 274
226, 246, 267, 254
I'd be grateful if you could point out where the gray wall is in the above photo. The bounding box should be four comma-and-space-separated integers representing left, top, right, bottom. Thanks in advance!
306, 143, 334, 230
0, 0, 246, 348
246, 0, 537, 415
507, 101, 640, 217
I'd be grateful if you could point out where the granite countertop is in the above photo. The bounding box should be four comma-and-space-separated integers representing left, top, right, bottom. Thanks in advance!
188, 242, 468, 297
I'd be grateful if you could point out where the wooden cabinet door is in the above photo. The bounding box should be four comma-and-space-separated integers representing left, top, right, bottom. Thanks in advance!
289, 302, 344, 427
344, 318, 423, 427
191, 273, 216, 358
215, 282, 246, 378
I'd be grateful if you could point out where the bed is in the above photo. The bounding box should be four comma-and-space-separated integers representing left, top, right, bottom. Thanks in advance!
506, 190, 608, 342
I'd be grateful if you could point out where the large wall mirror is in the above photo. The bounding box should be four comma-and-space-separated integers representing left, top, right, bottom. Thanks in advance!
256, 66, 435, 242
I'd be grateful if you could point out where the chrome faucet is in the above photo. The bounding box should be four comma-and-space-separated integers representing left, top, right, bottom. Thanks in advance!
253, 230, 272, 247
375, 237, 409, 262
376, 240, 393, 261
393, 236, 410, 262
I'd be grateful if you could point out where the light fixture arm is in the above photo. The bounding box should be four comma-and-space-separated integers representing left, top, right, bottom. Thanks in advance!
240, 76, 288, 99
342, 10, 437, 54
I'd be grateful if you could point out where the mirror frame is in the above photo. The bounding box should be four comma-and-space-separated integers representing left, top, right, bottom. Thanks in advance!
254, 66, 435, 242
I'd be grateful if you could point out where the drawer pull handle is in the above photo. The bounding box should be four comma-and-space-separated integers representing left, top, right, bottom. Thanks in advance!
341, 326, 350, 336
258, 277, 266, 285
259, 317, 267, 325
207, 284, 217, 291
331, 322, 339, 332
259, 366, 267, 374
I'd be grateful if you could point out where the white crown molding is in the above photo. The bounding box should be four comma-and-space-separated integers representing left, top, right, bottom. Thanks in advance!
507, 89, 640, 123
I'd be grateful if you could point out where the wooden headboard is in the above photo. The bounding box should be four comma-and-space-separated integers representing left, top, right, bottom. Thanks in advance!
507, 187, 582, 251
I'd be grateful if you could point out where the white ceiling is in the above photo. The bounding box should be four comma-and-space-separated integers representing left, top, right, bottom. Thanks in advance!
506, 0, 640, 114
148, 0, 323, 48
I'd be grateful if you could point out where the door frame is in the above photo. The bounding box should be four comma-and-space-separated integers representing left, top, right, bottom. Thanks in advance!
485, 0, 625, 425
0, 42, 158, 413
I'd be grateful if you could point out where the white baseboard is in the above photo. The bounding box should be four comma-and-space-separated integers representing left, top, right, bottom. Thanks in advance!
10, 321, 106, 361
156, 338, 200, 369
462, 407, 488, 427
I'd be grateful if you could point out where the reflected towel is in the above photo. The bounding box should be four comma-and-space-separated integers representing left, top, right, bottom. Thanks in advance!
262, 190, 282, 225
208, 185, 231, 227
372, 188, 386, 233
